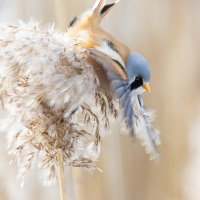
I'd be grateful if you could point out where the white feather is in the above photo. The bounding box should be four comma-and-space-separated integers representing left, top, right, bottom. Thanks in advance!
95, 41, 126, 69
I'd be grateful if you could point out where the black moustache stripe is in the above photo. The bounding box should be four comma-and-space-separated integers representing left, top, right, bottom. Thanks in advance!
130, 78, 143, 91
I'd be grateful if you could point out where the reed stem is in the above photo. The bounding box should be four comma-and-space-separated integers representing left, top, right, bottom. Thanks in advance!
56, 149, 67, 200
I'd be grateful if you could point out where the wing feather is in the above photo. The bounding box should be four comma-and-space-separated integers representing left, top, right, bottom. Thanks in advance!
87, 48, 135, 137
87, 49, 160, 159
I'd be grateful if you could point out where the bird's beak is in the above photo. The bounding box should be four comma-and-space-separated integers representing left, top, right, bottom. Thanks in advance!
142, 83, 151, 92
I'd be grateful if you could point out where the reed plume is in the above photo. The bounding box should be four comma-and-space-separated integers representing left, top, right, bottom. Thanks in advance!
0, 20, 118, 186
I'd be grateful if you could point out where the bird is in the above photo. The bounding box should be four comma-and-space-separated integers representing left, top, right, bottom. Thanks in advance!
67, 0, 160, 157
0, 0, 160, 184
67, 0, 154, 133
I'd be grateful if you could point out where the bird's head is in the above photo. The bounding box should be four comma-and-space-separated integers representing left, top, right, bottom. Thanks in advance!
127, 52, 151, 95
67, 0, 151, 96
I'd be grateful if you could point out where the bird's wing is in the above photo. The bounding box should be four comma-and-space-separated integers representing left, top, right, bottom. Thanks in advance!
87, 48, 135, 138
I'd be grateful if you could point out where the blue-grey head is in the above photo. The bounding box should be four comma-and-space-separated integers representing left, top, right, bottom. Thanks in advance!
126, 52, 151, 96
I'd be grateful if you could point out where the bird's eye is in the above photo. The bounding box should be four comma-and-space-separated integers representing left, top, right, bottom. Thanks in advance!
135, 76, 140, 80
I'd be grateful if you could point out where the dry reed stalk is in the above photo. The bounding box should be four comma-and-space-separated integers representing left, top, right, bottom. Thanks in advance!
56, 149, 67, 200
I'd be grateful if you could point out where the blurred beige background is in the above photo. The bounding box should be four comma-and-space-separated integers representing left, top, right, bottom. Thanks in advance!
0, 0, 200, 200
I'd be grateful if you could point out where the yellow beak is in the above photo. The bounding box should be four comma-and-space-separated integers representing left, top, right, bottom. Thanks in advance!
142, 83, 151, 92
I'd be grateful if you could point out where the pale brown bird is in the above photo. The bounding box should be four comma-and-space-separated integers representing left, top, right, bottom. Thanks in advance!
67, 0, 159, 154
0, 0, 160, 185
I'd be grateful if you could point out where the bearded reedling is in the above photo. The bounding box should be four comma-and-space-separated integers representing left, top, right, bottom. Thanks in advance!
0, 0, 160, 187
